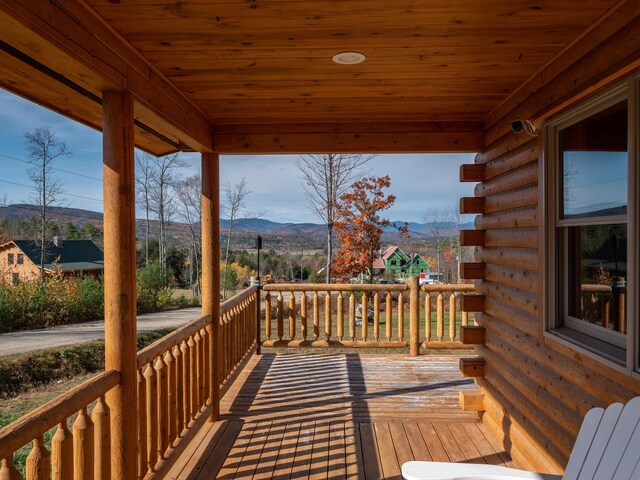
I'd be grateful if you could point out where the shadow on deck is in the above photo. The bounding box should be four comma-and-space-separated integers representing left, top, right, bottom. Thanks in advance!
166, 354, 513, 479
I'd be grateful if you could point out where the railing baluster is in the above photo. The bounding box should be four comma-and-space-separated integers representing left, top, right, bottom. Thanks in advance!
51, 422, 73, 480
265, 292, 271, 340
197, 329, 206, 410
276, 292, 284, 341
313, 292, 320, 340
202, 327, 210, 407
154, 356, 167, 459
449, 293, 457, 341
437, 293, 444, 341
187, 335, 197, 421
289, 292, 296, 340
373, 292, 380, 341
144, 363, 158, 472
164, 350, 177, 446
300, 291, 308, 340
361, 293, 368, 340
397, 292, 404, 342
337, 292, 344, 341
137, 370, 147, 480
462, 307, 468, 327
325, 292, 332, 340
91, 396, 110, 480
349, 293, 356, 341
386, 292, 392, 341
180, 340, 190, 430
425, 293, 432, 342
72, 407, 94, 480
1, 458, 21, 480
26, 436, 49, 480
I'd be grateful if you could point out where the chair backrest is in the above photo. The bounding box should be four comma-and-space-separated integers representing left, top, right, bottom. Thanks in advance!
562, 397, 640, 480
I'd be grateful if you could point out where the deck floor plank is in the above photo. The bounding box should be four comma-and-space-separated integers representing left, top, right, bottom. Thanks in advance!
164, 353, 513, 480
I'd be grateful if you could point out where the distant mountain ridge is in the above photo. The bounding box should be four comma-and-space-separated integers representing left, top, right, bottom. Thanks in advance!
1, 205, 473, 242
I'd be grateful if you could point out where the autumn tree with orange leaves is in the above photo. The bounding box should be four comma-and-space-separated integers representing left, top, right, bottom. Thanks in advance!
333, 175, 406, 283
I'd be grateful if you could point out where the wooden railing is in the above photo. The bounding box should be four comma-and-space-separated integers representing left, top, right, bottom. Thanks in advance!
580, 283, 626, 333
261, 281, 476, 353
0, 286, 259, 480
0, 370, 119, 480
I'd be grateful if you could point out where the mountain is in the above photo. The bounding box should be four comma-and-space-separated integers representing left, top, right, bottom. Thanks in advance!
1, 205, 473, 249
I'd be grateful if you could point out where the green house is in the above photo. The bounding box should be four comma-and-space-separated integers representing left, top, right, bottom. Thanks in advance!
406, 253, 430, 277
372, 246, 430, 280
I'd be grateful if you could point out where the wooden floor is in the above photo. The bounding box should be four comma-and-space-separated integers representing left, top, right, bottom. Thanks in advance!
166, 353, 514, 480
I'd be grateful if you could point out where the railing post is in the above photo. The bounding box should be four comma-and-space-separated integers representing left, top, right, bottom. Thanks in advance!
201, 153, 221, 422
409, 277, 420, 356
102, 90, 137, 480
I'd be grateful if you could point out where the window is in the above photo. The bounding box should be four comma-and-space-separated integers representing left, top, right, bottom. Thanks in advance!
7, 253, 13, 265
17, 254, 24, 265
545, 79, 638, 370
390, 260, 396, 265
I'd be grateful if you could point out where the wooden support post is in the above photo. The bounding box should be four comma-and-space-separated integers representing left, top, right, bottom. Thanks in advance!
460, 230, 485, 246
102, 90, 137, 480
460, 295, 486, 312
460, 197, 485, 214
460, 262, 485, 280
459, 391, 485, 411
459, 358, 485, 377
460, 326, 486, 345
459, 164, 485, 182
201, 153, 220, 422
409, 277, 420, 356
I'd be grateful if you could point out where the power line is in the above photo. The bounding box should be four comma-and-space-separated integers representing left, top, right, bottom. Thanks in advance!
0, 153, 101, 181
0, 179, 102, 203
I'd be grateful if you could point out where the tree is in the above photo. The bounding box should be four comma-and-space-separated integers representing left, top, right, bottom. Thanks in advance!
135, 153, 155, 266
175, 174, 202, 293
24, 127, 69, 279
147, 153, 187, 278
333, 176, 398, 283
222, 178, 251, 298
296, 153, 372, 283
423, 207, 452, 281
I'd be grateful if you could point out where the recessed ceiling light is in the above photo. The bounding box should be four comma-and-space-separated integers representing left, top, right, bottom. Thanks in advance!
332, 52, 366, 65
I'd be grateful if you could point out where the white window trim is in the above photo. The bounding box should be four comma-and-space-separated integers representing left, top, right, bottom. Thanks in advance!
543, 78, 639, 375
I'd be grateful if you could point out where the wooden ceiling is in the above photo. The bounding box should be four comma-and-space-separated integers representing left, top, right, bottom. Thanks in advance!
0, 0, 628, 153
85, 0, 619, 125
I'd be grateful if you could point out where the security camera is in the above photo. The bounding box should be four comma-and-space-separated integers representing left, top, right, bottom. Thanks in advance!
510, 119, 537, 136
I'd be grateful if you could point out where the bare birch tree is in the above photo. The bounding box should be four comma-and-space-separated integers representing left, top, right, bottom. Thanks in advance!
148, 153, 187, 278
135, 153, 155, 266
423, 206, 452, 282
176, 174, 202, 294
296, 153, 372, 283
24, 127, 69, 279
222, 178, 251, 298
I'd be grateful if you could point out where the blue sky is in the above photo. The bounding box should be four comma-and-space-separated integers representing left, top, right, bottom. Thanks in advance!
0, 88, 476, 223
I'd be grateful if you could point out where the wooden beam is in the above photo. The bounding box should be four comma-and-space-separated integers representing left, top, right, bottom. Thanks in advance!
102, 90, 137, 480
460, 164, 485, 182
460, 358, 485, 377
460, 229, 486, 246
460, 197, 485, 214
460, 262, 485, 280
461, 295, 486, 312
461, 326, 486, 345
460, 390, 485, 411
0, 2, 213, 152
201, 153, 220, 422
213, 122, 484, 154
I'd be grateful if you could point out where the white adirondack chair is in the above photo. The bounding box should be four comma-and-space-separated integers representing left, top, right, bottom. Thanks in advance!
402, 396, 640, 480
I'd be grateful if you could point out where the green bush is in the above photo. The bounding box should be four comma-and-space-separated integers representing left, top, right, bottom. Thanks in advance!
137, 261, 176, 313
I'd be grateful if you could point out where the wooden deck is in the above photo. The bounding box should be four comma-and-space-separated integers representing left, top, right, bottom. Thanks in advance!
166, 354, 514, 480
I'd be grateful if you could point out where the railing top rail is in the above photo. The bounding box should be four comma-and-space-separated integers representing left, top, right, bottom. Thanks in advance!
581, 284, 613, 293
421, 284, 476, 293
0, 369, 119, 460
137, 313, 210, 367
221, 286, 258, 315
263, 283, 408, 292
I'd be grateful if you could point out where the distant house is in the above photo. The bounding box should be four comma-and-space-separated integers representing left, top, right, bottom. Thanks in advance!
373, 245, 430, 279
0, 237, 104, 284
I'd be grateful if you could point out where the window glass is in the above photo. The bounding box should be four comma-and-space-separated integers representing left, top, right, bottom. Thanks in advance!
17, 254, 24, 265
8, 253, 13, 265
563, 224, 627, 334
560, 101, 628, 219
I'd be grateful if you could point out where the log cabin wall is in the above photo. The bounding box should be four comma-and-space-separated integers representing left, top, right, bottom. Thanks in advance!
472, 0, 640, 473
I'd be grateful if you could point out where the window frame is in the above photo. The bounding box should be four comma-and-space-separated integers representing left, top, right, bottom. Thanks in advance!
544, 78, 638, 373
7, 253, 14, 265
17, 254, 24, 265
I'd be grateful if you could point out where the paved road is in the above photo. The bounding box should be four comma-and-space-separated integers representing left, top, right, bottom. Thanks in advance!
0, 307, 202, 356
